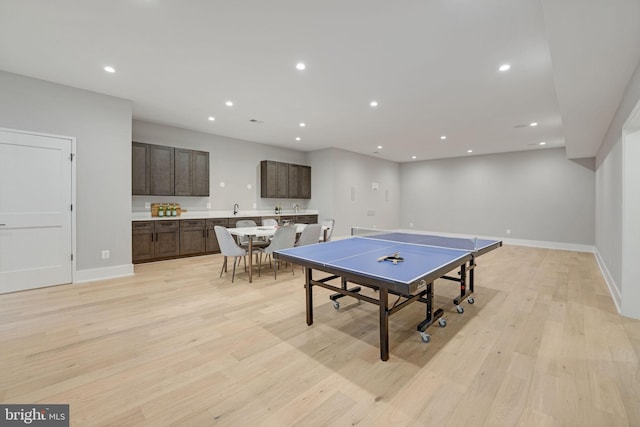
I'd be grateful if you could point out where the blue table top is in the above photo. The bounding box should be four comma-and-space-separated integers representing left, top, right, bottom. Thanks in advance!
277, 235, 484, 285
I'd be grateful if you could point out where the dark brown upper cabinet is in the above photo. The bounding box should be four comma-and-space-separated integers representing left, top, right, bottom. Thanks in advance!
175, 148, 210, 196
261, 160, 311, 199
132, 142, 209, 196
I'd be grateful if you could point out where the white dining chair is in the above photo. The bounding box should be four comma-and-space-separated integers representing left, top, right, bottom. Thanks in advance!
295, 223, 322, 247
321, 218, 335, 241
262, 218, 278, 227
235, 219, 270, 253
215, 226, 261, 282
260, 225, 297, 279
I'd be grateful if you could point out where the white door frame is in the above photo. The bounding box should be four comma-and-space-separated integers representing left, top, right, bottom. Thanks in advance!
0, 126, 77, 285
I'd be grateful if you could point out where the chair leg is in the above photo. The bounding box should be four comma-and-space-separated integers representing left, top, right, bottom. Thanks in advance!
220, 256, 227, 278
257, 253, 261, 277
232, 256, 238, 283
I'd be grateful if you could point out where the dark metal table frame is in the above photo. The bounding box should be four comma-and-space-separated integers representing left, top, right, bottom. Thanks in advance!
276, 240, 501, 361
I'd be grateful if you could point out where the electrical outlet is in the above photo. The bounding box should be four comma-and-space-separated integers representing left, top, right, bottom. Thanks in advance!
144, 202, 150, 209
206, 203, 211, 208
101, 250, 110, 259
506, 229, 511, 235
409, 222, 414, 227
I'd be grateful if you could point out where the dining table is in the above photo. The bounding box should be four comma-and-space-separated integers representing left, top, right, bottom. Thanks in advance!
227, 224, 326, 282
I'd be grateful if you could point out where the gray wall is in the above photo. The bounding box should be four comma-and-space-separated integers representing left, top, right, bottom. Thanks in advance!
595, 58, 640, 317
400, 147, 595, 245
0, 71, 132, 275
595, 142, 623, 295
133, 120, 309, 215
308, 148, 400, 237
622, 128, 640, 318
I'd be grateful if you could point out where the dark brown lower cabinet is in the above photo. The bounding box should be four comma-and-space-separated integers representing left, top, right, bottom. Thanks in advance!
206, 218, 228, 253
132, 220, 180, 262
133, 215, 317, 263
179, 219, 206, 255
294, 215, 318, 224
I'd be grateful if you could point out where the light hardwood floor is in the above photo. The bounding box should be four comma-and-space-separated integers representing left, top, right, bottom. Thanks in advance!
1, 245, 639, 426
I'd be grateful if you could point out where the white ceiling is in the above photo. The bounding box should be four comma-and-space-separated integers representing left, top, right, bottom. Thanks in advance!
1, 0, 639, 163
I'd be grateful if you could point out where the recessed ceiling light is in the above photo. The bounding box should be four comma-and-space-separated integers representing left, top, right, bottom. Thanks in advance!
225, 101, 233, 107
370, 101, 378, 107
377, 145, 383, 149
529, 122, 538, 127
467, 149, 473, 153
539, 141, 546, 146
299, 122, 306, 127
295, 137, 301, 141
411, 155, 417, 159
296, 62, 306, 70
104, 65, 115, 73
499, 64, 511, 72
440, 135, 447, 140
208, 116, 215, 121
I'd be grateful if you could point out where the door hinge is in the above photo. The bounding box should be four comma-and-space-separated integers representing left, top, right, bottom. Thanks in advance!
70, 153, 75, 161
70, 204, 73, 211
71, 253, 74, 261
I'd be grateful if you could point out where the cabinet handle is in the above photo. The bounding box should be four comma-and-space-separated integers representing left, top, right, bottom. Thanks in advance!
151, 232, 154, 242
155, 232, 158, 241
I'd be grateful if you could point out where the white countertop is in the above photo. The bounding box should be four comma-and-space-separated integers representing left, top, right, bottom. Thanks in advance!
132, 210, 319, 221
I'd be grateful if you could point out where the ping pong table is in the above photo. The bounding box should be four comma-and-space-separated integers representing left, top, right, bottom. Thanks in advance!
274, 228, 502, 361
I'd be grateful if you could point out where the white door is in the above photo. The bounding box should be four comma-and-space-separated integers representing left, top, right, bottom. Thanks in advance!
0, 129, 73, 293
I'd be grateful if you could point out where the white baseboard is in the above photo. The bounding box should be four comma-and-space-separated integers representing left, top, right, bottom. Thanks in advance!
74, 264, 134, 283
593, 249, 622, 314
499, 237, 594, 253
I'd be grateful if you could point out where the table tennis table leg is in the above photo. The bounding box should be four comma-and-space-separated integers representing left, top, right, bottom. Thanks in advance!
453, 263, 467, 308
469, 258, 475, 293
305, 266, 314, 326
329, 278, 362, 310
379, 288, 389, 361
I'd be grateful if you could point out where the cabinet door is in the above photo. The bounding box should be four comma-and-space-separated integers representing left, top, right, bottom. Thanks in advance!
192, 150, 209, 196
132, 142, 150, 195
288, 164, 300, 198
275, 162, 288, 198
179, 219, 206, 255
261, 160, 278, 198
174, 148, 192, 196
132, 221, 154, 262
261, 160, 289, 198
294, 215, 314, 224
299, 165, 311, 199
206, 218, 228, 253
154, 220, 180, 258
149, 145, 174, 196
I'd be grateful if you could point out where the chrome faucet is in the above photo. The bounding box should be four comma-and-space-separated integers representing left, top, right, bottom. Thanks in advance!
233, 203, 239, 215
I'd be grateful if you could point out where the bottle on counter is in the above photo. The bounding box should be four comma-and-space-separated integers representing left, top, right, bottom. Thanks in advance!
171, 204, 177, 216
158, 204, 164, 217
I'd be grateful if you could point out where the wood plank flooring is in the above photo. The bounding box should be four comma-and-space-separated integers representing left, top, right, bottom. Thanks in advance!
1, 245, 639, 426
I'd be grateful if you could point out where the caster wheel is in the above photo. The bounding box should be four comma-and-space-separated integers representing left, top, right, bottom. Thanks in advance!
332, 301, 340, 310
419, 332, 431, 343
438, 318, 447, 327
467, 296, 475, 304
456, 305, 464, 314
